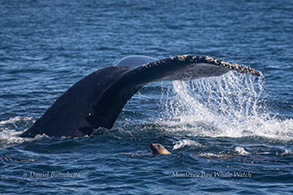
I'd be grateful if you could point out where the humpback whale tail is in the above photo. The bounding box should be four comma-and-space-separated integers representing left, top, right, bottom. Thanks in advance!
20, 55, 262, 138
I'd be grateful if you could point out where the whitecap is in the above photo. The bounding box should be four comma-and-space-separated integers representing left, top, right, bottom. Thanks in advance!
281, 149, 292, 156
173, 139, 203, 150
0, 116, 34, 147
234, 146, 250, 155
0, 116, 33, 126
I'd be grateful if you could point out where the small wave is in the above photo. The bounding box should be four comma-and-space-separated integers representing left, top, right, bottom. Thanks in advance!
234, 146, 250, 155
0, 129, 30, 147
0, 116, 33, 126
0, 116, 34, 147
281, 149, 292, 156
194, 152, 236, 159
173, 139, 204, 150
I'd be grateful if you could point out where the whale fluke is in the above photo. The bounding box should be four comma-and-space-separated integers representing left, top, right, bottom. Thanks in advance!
20, 55, 261, 138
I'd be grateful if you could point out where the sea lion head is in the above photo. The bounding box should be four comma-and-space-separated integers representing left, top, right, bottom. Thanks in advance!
150, 143, 171, 155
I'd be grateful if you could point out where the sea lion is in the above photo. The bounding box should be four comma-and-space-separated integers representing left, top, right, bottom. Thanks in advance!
150, 143, 172, 155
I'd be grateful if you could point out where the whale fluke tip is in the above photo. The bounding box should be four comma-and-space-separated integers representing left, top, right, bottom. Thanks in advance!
174, 54, 262, 76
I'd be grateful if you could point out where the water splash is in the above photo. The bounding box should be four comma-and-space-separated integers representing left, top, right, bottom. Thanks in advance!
159, 72, 293, 140
234, 147, 250, 155
173, 139, 204, 150
0, 117, 32, 147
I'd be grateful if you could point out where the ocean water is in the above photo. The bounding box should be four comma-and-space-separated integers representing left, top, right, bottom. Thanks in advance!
1, 0, 293, 194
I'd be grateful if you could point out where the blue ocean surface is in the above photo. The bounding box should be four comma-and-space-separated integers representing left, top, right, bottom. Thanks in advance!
1, 0, 293, 194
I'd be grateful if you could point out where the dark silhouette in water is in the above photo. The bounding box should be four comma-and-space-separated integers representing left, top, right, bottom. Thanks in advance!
20, 55, 261, 138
